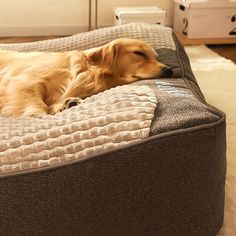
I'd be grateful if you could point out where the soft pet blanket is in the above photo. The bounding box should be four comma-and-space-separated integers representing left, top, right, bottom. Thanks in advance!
0, 85, 157, 174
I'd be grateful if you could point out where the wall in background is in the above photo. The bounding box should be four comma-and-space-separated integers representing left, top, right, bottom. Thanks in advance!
0, 0, 174, 36
0, 0, 89, 36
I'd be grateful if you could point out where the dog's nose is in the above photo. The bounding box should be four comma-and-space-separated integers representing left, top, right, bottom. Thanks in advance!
162, 66, 173, 78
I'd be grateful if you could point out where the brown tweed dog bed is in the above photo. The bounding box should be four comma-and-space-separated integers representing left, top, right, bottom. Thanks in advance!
0, 23, 226, 236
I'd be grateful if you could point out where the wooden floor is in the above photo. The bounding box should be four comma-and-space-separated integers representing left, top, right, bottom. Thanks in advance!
174, 32, 236, 63
207, 44, 236, 64
0, 36, 60, 44
0, 36, 236, 64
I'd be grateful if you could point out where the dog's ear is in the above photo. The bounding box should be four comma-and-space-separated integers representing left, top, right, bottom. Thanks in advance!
87, 48, 102, 65
102, 42, 119, 69
88, 42, 119, 70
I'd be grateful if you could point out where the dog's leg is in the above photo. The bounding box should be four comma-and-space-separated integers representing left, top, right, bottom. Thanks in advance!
62, 70, 96, 99
0, 96, 48, 118
21, 98, 48, 118
0, 80, 48, 118
49, 71, 95, 114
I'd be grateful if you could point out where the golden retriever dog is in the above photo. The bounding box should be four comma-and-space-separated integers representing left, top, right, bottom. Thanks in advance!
0, 38, 173, 118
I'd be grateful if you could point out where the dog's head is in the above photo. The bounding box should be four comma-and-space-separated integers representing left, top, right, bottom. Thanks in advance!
85, 38, 173, 81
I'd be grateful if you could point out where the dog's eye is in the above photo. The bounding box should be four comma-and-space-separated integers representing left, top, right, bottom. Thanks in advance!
133, 51, 147, 58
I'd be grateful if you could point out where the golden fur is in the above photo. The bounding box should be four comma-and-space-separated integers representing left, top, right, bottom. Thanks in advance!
0, 38, 172, 118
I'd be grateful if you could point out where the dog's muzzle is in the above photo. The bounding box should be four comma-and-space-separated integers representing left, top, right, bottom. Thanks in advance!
161, 66, 173, 78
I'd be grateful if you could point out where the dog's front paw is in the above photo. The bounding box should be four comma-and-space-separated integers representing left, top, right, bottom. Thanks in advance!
49, 97, 83, 115
63, 97, 83, 110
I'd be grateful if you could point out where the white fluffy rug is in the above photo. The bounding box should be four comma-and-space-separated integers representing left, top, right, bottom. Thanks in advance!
185, 45, 236, 236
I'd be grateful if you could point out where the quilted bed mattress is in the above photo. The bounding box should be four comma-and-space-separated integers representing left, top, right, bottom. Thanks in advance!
0, 24, 226, 236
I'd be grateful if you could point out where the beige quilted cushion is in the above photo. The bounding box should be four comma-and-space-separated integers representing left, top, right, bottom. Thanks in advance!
0, 85, 157, 174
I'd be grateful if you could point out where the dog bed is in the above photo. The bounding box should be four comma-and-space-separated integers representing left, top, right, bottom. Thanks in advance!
0, 23, 226, 236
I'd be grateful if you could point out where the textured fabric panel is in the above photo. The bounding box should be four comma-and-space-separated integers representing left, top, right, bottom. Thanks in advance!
0, 122, 226, 236
156, 48, 183, 78
157, 36, 205, 101
133, 79, 221, 135
152, 79, 220, 134
0, 85, 157, 175
0, 23, 176, 52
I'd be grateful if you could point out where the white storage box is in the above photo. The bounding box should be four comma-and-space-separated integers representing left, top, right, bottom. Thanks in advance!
113, 6, 166, 26
173, 0, 236, 38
